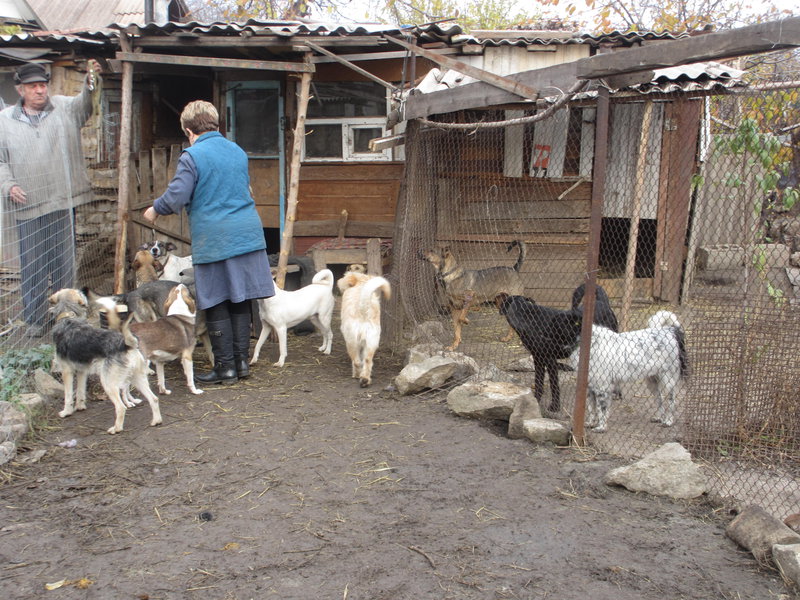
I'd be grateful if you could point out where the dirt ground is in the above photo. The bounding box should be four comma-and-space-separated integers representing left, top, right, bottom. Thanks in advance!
0, 330, 793, 600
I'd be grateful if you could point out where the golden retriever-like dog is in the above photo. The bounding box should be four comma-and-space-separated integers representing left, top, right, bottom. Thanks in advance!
337, 271, 391, 388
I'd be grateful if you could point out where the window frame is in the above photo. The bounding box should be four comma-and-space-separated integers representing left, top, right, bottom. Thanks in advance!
303, 83, 392, 163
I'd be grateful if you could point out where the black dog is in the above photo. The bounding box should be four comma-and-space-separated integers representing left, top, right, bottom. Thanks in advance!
571, 283, 619, 332
497, 284, 619, 413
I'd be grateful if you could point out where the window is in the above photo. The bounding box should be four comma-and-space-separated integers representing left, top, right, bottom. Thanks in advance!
304, 81, 391, 161
226, 81, 282, 158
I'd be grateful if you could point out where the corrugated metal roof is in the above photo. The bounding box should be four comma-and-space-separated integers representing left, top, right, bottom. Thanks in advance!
412, 60, 745, 97
460, 28, 691, 47
109, 18, 460, 40
25, 0, 189, 31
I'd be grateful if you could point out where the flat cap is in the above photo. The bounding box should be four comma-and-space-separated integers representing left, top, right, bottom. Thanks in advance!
14, 63, 50, 84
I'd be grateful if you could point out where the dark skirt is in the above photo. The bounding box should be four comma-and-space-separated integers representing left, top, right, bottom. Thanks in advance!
194, 249, 275, 310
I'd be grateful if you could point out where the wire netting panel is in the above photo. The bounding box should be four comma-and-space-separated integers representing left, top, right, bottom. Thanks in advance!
0, 110, 116, 410
395, 72, 800, 517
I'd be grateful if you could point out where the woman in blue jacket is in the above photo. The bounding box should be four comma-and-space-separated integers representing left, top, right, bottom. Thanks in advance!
144, 100, 274, 384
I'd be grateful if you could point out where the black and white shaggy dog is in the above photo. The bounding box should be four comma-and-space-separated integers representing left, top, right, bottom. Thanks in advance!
49, 289, 161, 435
566, 310, 689, 433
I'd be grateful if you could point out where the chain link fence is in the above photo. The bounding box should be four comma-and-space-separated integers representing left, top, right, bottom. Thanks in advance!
394, 58, 800, 518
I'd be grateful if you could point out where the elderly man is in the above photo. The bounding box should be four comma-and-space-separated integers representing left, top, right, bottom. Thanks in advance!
0, 60, 100, 337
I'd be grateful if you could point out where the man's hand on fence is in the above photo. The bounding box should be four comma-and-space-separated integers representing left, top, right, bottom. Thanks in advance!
9, 185, 26, 204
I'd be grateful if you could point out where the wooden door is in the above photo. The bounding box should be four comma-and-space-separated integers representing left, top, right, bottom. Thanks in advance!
654, 98, 702, 302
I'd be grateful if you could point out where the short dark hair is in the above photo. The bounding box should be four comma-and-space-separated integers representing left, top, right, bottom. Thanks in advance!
180, 100, 219, 135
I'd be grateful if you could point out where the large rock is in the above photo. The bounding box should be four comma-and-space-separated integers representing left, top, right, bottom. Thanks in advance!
34, 368, 63, 400
16, 392, 46, 414
0, 441, 16, 466
508, 391, 542, 438
519, 418, 571, 445
394, 356, 458, 395
772, 543, 800, 585
447, 381, 532, 420
727, 505, 800, 562
605, 442, 707, 499
406, 344, 478, 381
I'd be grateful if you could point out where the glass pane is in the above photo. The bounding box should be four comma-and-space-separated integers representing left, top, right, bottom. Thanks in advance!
307, 82, 386, 118
306, 124, 342, 158
234, 88, 279, 155
352, 127, 383, 153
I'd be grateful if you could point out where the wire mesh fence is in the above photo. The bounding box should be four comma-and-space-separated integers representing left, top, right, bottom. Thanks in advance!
0, 97, 116, 409
394, 63, 800, 518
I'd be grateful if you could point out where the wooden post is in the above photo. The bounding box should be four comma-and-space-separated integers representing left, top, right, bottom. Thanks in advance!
573, 85, 610, 446
276, 54, 312, 289
620, 100, 654, 330
113, 34, 134, 294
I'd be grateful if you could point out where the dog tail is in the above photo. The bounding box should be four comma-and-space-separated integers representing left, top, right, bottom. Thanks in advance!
648, 310, 681, 330
360, 276, 391, 310
337, 271, 364, 294
506, 240, 526, 272
649, 310, 689, 379
312, 268, 335, 289
95, 296, 123, 331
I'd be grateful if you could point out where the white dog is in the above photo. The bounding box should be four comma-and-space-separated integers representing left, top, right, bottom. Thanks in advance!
337, 271, 391, 388
250, 269, 335, 367
567, 310, 688, 433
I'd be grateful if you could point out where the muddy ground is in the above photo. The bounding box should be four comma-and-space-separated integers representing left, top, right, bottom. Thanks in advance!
0, 330, 793, 600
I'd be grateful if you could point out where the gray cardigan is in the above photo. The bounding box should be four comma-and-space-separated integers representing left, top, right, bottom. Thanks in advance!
0, 82, 94, 221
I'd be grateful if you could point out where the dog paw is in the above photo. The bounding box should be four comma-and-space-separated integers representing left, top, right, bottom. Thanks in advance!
592, 425, 607, 433
190, 388, 204, 395
248, 357, 257, 365
158, 387, 172, 395
107, 425, 122, 434
150, 417, 163, 427
75, 403, 87, 411
359, 378, 370, 388
272, 360, 286, 367
58, 409, 73, 418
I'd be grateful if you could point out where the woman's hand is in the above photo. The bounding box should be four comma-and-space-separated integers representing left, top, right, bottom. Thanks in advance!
143, 207, 158, 224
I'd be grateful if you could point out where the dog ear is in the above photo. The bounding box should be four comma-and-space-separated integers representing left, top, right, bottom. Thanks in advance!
165, 242, 177, 252
138, 243, 149, 250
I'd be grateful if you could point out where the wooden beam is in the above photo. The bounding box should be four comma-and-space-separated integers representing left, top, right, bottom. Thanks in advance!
116, 51, 314, 73
386, 35, 541, 101
402, 17, 800, 119
404, 61, 577, 120
577, 17, 800, 79
114, 34, 134, 295
305, 41, 396, 90
277, 55, 313, 289
311, 48, 458, 63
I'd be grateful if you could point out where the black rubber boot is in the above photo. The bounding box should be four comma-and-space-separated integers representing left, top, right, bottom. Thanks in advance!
195, 319, 238, 385
231, 309, 252, 379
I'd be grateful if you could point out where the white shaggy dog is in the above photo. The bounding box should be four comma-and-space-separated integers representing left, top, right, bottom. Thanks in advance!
337, 271, 391, 388
250, 268, 335, 367
567, 310, 688, 433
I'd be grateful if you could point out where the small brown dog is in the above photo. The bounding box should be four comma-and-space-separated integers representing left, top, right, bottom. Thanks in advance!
105, 284, 203, 396
132, 249, 162, 287
419, 240, 526, 350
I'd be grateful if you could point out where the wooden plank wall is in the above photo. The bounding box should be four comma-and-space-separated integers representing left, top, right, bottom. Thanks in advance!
293, 163, 404, 254
127, 145, 191, 286
433, 177, 591, 306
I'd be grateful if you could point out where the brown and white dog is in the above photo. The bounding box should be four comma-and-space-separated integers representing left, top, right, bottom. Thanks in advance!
49, 289, 161, 435
105, 284, 203, 396
337, 271, 391, 387
132, 249, 162, 287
